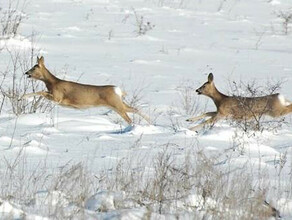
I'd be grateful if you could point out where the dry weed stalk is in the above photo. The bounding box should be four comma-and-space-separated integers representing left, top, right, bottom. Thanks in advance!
132, 8, 155, 36
0, 0, 27, 38
277, 10, 292, 35
0, 35, 54, 115
228, 78, 286, 133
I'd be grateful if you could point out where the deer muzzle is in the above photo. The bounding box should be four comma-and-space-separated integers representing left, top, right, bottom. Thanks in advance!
25, 71, 32, 78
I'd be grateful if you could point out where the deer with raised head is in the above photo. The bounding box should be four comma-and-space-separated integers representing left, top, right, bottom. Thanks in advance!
187, 73, 292, 131
24, 56, 150, 125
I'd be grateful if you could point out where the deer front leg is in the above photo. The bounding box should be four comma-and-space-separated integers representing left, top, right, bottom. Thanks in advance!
186, 112, 217, 122
22, 91, 54, 101
189, 114, 220, 132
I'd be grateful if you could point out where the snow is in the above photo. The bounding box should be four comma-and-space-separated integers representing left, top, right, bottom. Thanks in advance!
0, 35, 32, 49
1, 0, 292, 219
0, 199, 25, 219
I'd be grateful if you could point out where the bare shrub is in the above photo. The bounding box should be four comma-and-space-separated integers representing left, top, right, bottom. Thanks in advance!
176, 81, 201, 116
167, 81, 202, 132
0, 147, 49, 204
98, 144, 199, 215
94, 144, 281, 219
125, 84, 146, 112
148, 106, 163, 125
217, 0, 227, 12
0, 141, 284, 219
190, 149, 281, 219
277, 10, 292, 35
152, 0, 190, 8
48, 162, 96, 218
145, 145, 181, 214
124, 82, 149, 124
0, 0, 27, 38
166, 106, 182, 132
132, 8, 155, 36
253, 28, 266, 50
0, 149, 96, 219
0, 36, 54, 115
227, 78, 286, 133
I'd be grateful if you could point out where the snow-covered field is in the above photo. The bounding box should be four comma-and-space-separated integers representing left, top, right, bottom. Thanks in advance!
0, 0, 292, 219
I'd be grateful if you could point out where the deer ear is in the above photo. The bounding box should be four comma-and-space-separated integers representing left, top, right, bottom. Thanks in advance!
208, 73, 214, 83
38, 56, 44, 66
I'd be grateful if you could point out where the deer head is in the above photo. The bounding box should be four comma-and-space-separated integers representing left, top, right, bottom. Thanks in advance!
25, 56, 46, 81
196, 73, 216, 97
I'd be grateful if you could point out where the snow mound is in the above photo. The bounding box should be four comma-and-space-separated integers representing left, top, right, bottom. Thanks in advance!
0, 199, 25, 219
85, 191, 125, 212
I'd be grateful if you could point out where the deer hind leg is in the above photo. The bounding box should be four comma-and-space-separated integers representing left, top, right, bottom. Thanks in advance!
186, 112, 217, 122
114, 109, 133, 125
123, 102, 150, 124
189, 115, 219, 132
107, 99, 133, 125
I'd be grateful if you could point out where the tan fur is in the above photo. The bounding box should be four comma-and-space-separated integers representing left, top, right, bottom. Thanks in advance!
187, 73, 292, 131
24, 56, 150, 125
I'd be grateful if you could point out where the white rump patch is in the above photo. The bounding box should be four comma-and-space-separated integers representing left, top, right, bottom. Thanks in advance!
114, 87, 123, 97
278, 94, 291, 106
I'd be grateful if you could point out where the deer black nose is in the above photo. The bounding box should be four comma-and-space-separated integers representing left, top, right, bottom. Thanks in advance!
25, 71, 32, 78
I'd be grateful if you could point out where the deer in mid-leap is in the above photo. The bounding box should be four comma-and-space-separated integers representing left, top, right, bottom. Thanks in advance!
24, 56, 150, 125
187, 73, 292, 131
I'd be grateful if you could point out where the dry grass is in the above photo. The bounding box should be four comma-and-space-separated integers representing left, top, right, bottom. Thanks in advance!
227, 78, 286, 133
0, 0, 27, 38
277, 10, 292, 35
0, 139, 288, 219
0, 36, 54, 116
132, 8, 155, 36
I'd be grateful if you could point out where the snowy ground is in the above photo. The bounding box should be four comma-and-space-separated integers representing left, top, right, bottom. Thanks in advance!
0, 0, 292, 219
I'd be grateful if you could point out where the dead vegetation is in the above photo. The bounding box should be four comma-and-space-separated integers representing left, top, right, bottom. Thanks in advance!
0, 0, 27, 38
0, 135, 287, 219
227, 78, 286, 133
277, 10, 292, 35
0, 39, 54, 115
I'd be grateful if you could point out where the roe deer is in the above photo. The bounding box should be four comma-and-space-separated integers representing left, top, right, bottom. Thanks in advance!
24, 56, 150, 125
187, 73, 292, 131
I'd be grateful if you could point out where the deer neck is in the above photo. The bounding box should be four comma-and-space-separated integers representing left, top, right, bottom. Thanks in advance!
42, 68, 59, 92
209, 86, 226, 108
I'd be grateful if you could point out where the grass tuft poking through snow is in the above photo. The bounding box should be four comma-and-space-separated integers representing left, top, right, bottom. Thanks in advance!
0, 144, 286, 219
